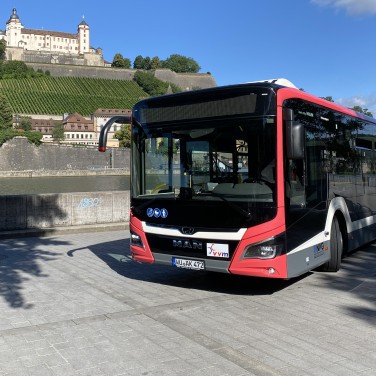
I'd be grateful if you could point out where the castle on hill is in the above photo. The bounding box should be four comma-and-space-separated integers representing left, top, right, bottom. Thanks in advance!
0, 8, 106, 67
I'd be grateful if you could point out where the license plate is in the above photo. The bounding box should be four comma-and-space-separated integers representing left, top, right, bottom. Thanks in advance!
172, 257, 205, 270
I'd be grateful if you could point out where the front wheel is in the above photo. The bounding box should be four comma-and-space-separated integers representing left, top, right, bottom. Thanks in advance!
320, 216, 343, 272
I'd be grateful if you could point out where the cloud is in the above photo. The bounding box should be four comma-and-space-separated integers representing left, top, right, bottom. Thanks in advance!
312, 0, 376, 15
336, 94, 376, 116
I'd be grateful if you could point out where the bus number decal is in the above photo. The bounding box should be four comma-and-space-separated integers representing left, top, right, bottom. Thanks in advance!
314, 243, 326, 258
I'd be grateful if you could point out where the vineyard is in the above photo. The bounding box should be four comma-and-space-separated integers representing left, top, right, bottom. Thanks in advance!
0, 76, 149, 116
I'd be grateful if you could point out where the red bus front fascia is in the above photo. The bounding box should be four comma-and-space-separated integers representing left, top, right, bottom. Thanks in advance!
129, 209, 154, 263
229, 210, 287, 278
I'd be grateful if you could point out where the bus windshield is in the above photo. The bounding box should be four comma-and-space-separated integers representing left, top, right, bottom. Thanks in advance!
131, 86, 278, 228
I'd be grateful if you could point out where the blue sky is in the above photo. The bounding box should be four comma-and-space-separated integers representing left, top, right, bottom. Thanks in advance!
2, 0, 376, 114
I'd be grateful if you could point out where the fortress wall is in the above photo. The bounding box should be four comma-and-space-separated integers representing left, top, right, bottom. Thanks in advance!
25, 63, 217, 90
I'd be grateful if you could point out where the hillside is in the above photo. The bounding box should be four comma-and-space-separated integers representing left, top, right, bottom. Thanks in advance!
0, 76, 149, 116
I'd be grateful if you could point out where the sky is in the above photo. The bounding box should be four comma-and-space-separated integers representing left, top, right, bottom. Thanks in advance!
2, 0, 376, 114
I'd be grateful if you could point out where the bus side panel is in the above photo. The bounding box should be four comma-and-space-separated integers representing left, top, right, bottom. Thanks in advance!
286, 236, 330, 279
129, 211, 154, 263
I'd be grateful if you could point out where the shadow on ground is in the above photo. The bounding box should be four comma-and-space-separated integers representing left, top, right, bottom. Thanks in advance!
0, 194, 70, 309
0, 237, 69, 309
308, 243, 376, 324
67, 238, 307, 296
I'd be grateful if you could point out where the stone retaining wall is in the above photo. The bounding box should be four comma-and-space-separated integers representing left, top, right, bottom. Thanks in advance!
0, 137, 130, 174
0, 191, 130, 232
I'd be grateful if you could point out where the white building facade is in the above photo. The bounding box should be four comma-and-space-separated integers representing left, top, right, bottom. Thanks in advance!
1, 8, 104, 66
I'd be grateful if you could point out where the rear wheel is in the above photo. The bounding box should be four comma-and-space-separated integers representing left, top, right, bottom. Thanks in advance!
321, 216, 343, 272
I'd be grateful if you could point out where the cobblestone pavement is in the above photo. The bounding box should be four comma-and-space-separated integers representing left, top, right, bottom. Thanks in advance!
0, 230, 375, 375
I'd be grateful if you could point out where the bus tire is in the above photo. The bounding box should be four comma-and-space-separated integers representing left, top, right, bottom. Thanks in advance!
321, 216, 343, 272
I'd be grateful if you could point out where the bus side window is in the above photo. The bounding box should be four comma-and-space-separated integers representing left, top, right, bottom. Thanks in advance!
287, 159, 305, 207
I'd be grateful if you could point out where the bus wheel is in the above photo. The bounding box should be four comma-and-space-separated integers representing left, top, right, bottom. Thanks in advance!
321, 216, 343, 272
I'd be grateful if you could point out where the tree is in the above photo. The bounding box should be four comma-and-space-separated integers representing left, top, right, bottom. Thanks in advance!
15, 116, 32, 131
133, 71, 168, 96
133, 70, 182, 96
322, 96, 334, 102
0, 94, 13, 130
112, 53, 126, 68
0, 40, 6, 61
52, 122, 65, 143
0, 60, 42, 79
162, 54, 201, 73
123, 58, 131, 69
24, 130, 43, 145
133, 55, 144, 69
142, 56, 151, 70
352, 105, 373, 117
150, 56, 162, 69
114, 124, 131, 147
112, 53, 131, 69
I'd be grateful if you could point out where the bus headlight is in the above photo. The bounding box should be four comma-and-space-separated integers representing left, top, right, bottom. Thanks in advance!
243, 238, 284, 259
130, 231, 143, 248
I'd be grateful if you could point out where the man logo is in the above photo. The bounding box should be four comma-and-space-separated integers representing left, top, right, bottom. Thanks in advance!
173, 239, 203, 250
181, 227, 195, 235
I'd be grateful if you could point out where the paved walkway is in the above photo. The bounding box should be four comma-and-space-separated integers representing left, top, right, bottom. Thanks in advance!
0, 230, 375, 375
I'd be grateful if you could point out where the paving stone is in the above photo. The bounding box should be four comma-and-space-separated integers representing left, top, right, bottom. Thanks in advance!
0, 230, 375, 375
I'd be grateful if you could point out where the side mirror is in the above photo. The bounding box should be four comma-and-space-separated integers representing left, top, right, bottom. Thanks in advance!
284, 108, 304, 159
98, 115, 131, 152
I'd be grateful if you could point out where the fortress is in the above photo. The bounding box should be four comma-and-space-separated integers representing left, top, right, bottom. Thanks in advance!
0, 8, 216, 90
0, 8, 105, 66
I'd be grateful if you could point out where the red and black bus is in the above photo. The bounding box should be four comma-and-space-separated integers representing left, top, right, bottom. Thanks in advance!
100, 79, 376, 278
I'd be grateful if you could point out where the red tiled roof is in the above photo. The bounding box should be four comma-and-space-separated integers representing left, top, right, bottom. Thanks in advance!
21, 28, 78, 39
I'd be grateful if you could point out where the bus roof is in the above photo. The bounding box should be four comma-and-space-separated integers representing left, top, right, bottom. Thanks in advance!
134, 79, 376, 124
246, 78, 298, 89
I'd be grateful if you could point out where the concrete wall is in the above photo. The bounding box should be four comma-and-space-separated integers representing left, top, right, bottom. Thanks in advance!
0, 191, 130, 232
0, 137, 130, 174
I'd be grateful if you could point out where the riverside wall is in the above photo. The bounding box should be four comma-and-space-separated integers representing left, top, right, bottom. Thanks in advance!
0, 191, 130, 236
0, 137, 130, 177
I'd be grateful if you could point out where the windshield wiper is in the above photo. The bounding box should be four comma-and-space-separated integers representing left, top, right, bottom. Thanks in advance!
212, 193, 253, 220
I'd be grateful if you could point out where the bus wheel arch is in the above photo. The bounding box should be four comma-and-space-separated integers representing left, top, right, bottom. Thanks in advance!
320, 212, 347, 272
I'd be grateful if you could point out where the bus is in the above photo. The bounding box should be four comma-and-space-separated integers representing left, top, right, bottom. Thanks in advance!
99, 78, 376, 279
